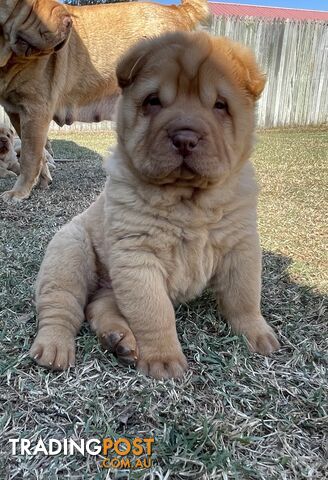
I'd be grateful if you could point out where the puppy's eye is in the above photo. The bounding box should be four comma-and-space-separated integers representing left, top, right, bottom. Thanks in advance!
214, 100, 227, 111
142, 94, 162, 115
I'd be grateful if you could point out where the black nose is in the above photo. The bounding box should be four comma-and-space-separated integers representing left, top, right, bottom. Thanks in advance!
0, 137, 8, 145
170, 129, 200, 156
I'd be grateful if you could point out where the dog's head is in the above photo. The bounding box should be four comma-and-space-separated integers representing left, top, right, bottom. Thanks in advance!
116, 31, 265, 186
0, 125, 14, 157
0, 0, 72, 67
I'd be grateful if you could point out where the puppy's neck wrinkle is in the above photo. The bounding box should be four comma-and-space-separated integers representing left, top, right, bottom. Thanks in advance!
2, 0, 21, 26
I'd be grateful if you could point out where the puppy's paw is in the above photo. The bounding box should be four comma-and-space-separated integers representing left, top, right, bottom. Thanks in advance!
137, 343, 188, 379
245, 321, 280, 356
30, 327, 75, 370
100, 326, 138, 367
0, 170, 17, 178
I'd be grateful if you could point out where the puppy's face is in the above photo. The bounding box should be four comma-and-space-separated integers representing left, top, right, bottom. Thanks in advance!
0, 0, 72, 65
0, 125, 14, 158
116, 32, 265, 186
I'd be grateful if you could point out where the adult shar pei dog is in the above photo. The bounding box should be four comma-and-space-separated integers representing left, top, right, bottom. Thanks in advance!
0, 0, 208, 201
30, 31, 280, 379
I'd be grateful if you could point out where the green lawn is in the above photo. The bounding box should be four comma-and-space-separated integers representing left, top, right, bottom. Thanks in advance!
0, 127, 327, 479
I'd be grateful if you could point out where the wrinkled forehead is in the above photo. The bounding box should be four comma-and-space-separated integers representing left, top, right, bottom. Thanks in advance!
131, 45, 245, 106
1, 0, 66, 28
0, 127, 10, 135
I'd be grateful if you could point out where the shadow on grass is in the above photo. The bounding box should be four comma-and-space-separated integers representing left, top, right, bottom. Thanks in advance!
175, 250, 327, 364
50, 139, 103, 162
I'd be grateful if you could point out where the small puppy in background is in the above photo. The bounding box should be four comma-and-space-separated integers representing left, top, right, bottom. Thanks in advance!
30, 31, 280, 379
0, 125, 20, 178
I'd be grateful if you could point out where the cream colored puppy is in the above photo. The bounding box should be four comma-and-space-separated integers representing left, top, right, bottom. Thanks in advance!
30, 31, 280, 378
0, 125, 20, 178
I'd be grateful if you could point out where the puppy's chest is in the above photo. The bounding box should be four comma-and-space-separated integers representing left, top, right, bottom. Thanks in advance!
164, 229, 219, 303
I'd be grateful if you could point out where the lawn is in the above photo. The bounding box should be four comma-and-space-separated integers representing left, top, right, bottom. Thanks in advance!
0, 127, 327, 479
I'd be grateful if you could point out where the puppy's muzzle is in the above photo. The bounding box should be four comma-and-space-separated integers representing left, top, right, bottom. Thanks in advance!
170, 129, 201, 157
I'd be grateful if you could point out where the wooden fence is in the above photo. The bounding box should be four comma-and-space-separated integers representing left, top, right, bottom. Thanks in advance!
0, 15, 327, 129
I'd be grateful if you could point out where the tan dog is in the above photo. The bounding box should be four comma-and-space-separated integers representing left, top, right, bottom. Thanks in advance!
0, 124, 20, 177
30, 31, 280, 379
0, 0, 208, 202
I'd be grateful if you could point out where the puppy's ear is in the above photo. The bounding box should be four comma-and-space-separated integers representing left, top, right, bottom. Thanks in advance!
116, 38, 153, 89
228, 41, 266, 100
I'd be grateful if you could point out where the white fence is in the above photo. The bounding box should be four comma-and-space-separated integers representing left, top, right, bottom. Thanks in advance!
1, 15, 327, 129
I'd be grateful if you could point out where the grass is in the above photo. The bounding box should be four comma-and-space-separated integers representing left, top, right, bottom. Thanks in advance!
0, 127, 327, 479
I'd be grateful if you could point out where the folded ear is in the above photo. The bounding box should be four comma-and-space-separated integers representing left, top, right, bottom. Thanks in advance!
54, 34, 70, 52
227, 41, 266, 100
116, 38, 154, 89
0, 35, 12, 67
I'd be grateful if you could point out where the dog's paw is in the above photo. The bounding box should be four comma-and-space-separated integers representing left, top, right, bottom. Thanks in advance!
1, 188, 30, 203
137, 343, 188, 379
245, 322, 280, 356
99, 326, 138, 367
30, 327, 75, 370
45, 150, 56, 169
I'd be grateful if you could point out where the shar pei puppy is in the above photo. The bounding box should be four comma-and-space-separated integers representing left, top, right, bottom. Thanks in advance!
0, 0, 209, 202
30, 31, 280, 379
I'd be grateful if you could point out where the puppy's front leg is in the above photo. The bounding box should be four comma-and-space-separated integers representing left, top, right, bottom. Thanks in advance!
110, 258, 187, 379
30, 221, 97, 370
2, 113, 51, 202
214, 236, 280, 355
0, 165, 17, 177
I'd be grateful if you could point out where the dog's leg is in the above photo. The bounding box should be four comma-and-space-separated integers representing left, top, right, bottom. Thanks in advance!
110, 261, 188, 379
8, 111, 55, 173
38, 156, 53, 189
214, 236, 280, 355
45, 138, 54, 158
30, 221, 97, 370
86, 288, 138, 366
2, 114, 51, 202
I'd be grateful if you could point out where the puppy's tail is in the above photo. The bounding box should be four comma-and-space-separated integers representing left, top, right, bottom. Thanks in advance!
179, 0, 210, 27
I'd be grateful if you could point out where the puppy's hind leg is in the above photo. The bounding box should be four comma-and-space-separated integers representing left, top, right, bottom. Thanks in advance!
86, 288, 138, 367
30, 221, 97, 370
